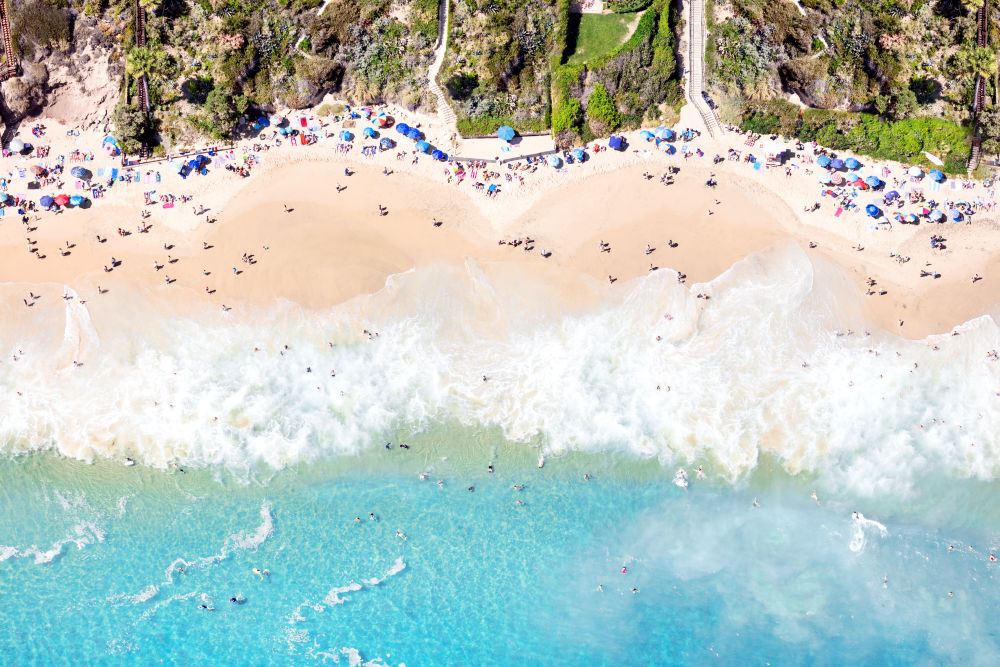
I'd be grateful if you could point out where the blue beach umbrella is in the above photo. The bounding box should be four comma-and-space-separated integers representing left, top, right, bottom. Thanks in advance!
69, 195, 84, 206
844, 157, 860, 170
406, 128, 421, 140
885, 190, 899, 201
39, 195, 54, 207
830, 158, 844, 170
845, 172, 860, 183
70, 166, 90, 179
655, 127, 674, 140
339, 130, 353, 141
665, 144, 676, 155
187, 159, 199, 169
363, 126, 376, 138
640, 130, 655, 141
379, 137, 394, 149
818, 172, 832, 184
865, 204, 880, 217
929, 169, 945, 182
415, 140, 430, 153
864, 175, 881, 188
256, 116, 269, 128
432, 149, 446, 161
395, 123, 410, 135
816, 155, 831, 168
497, 125, 515, 142
547, 154, 562, 167
572, 148, 585, 161
950, 209, 962, 220
929, 209, 945, 221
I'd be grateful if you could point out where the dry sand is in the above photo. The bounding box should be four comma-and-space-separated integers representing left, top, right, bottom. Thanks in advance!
1, 114, 999, 343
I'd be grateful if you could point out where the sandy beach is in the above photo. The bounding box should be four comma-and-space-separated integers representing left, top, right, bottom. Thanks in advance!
1, 109, 999, 344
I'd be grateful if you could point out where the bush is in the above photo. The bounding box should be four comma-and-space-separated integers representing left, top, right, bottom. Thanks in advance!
586, 83, 620, 128
605, 0, 653, 11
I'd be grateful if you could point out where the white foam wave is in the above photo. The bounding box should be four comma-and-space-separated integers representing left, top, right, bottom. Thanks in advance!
1, 243, 999, 496
849, 512, 888, 553
0, 521, 105, 564
362, 556, 407, 586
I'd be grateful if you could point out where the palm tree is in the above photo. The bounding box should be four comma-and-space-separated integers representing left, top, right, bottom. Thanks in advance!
126, 46, 171, 82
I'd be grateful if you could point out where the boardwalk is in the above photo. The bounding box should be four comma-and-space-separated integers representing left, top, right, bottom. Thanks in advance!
0, 0, 19, 82
686, 0, 721, 138
968, 0, 989, 172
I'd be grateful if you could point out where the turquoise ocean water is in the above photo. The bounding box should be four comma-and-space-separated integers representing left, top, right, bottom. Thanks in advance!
3, 245, 1000, 663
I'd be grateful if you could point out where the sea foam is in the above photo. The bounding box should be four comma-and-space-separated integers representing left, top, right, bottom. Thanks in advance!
0, 242, 997, 496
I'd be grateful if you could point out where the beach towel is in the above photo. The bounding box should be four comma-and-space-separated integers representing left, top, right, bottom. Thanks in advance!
835, 207, 843, 217
163, 202, 173, 209
111, 168, 118, 182
98, 168, 104, 177
156, 173, 161, 183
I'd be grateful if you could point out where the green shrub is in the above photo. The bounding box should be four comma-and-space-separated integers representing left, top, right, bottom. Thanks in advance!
605, 0, 653, 11
586, 83, 620, 128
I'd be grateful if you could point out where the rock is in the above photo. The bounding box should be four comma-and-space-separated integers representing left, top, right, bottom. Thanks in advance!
0, 63, 49, 123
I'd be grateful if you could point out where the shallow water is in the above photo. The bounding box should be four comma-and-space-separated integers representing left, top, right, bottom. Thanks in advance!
2, 243, 1000, 662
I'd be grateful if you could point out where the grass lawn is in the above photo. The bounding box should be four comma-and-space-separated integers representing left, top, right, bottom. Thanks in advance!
565, 11, 639, 65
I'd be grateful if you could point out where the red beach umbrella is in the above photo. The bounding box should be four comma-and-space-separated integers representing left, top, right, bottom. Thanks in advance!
54, 194, 70, 206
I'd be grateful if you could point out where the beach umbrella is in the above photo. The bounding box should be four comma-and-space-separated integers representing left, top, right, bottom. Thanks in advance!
929, 209, 945, 221
69, 195, 84, 206
929, 169, 945, 182
572, 148, 585, 161
608, 136, 624, 150
0, 193, 9, 204
256, 116, 269, 128
339, 130, 353, 141
39, 195, 54, 207
830, 173, 844, 185
818, 172, 832, 184
270, 115, 286, 127
905, 213, 918, 223
497, 125, 515, 142
31, 165, 45, 176
363, 126, 376, 138
379, 137, 394, 149
949, 209, 962, 220
640, 130, 655, 141
844, 157, 860, 170
102, 136, 119, 147
864, 175, 881, 188
406, 128, 421, 140
415, 140, 430, 153
188, 159, 200, 169
70, 166, 91, 179
830, 158, 844, 170
655, 127, 674, 140
885, 190, 899, 201
432, 149, 446, 161
665, 144, 676, 155
547, 154, 562, 167
9, 138, 24, 153
816, 155, 831, 168
54, 194, 70, 206
865, 204, 880, 217
846, 172, 860, 183
908, 166, 923, 178
395, 122, 410, 135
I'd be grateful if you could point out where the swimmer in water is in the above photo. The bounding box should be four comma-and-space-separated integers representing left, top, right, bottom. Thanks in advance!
354, 517, 361, 522
621, 567, 627, 574
752, 498, 760, 508
369, 512, 376, 521
252, 567, 264, 581
632, 588, 639, 594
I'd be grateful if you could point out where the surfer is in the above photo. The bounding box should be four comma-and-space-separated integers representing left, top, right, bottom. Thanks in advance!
252, 567, 264, 581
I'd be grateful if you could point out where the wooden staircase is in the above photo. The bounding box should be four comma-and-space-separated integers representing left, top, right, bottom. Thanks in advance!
687, 0, 721, 138
0, 0, 20, 81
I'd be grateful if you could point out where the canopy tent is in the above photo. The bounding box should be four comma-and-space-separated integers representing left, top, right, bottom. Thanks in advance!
864, 175, 881, 188
885, 190, 900, 201
395, 123, 411, 135
571, 148, 585, 161
415, 140, 431, 153
816, 155, 831, 168
844, 157, 860, 170
654, 127, 674, 140
640, 130, 655, 142
762, 142, 785, 165
830, 158, 844, 170
664, 144, 676, 155
608, 136, 624, 150
379, 137, 395, 149
8, 138, 24, 153
39, 195, 54, 207
818, 172, 832, 184
339, 130, 353, 141
54, 194, 70, 206
70, 166, 91, 179
497, 125, 515, 142
431, 149, 447, 161
865, 204, 880, 217
929, 169, 945, 182
908, 166, 923, 177
547, 154, 562, 167
363, 126, 377, 138
406, 128, 421, 140
69, 195, 84, 206
929, 209, 945, 221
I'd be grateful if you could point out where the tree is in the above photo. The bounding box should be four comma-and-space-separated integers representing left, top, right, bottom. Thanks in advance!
586, 83, 621, 131
111, 102, 148, 154
951, 46, 998, 82
980, 108, 1000, 155
126, 46, 172, 82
